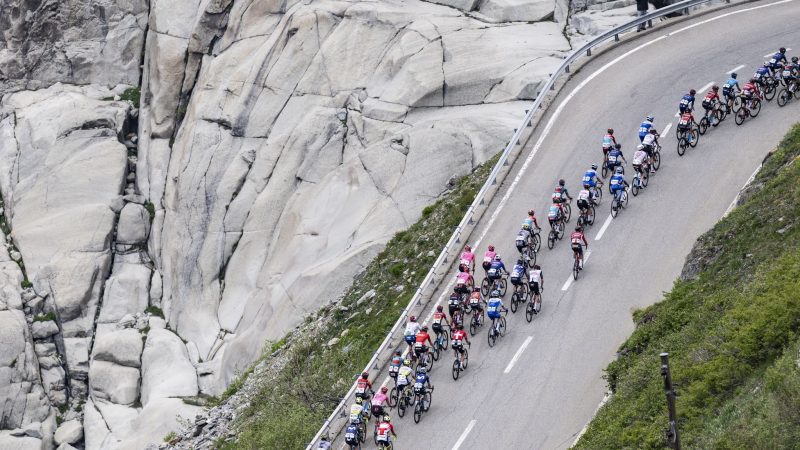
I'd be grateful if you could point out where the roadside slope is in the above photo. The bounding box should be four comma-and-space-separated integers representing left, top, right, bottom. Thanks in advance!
575, 123, 800, 449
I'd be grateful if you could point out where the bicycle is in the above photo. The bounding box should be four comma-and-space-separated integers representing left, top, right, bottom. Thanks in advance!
468, 303, 485, 336
525, 286, 542, 323
481, 273, 508, 297
589, 184, 603, 205
722, 92, 741, 114
396, 384, 414, 418
431, 328, 449, 361
777, 81, 797, 107
415, 347, 433, 373
649, 140, 662, 171
487, 309, 508, 348
630, 165, 648, 196
572, 248, 584, 280
547, 218, 565, 250
698, 104, 724, 135
377, 439, 394, 450
676, 125, 699, 157
610, 188, 628, 218
734, 96, 761, 126
762, 77, 778, 101
451, 343, 470, 380
413, 385, 433, 424
348, 414, 367, 447
509, 281, 528, 313
345, 425, 364, 450
577, 204, 595, 227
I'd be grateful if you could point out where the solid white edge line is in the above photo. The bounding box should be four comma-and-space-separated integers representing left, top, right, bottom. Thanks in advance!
561, 250, 592, 291
728, 64, 746, 74
571, 391, 613, 447
594, 215, 614, 241
504, 336, 533, 374
452, 419, 477, 450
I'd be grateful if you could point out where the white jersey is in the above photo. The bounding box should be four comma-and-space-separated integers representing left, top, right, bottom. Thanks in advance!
642, 133, 657, 146
528, 269, 542, 283
404, 322, 421, 337
577, 189, 591, 201
633, 150, 647, 165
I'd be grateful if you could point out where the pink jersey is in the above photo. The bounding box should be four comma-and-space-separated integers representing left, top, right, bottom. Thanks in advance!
456, 272, 471, 285
373, 392, 388, 407
483, 250, 496, 263
460, 251, 475, 264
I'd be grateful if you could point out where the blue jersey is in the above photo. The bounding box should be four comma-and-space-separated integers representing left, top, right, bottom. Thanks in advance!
722, 78, 739, 94
415, 373, 428, 385
679, 94, 694, 112
607, 149, 623, 166
602, 134, 615, 148
770, 52, 786, 68
610, 174, 626, 192
582, 169, 598, 187
754, 66, 770, 80
638, 120, 653, 139
489, 260, 506, 272
487, 298, 503, 318
511, 264, 525, 280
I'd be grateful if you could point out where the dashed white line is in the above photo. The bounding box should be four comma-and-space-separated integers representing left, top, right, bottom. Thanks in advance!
728, 64, 746, 74
561, 250, 592, 291
763, 48, 790, 58
594, 215, 614, 241
504, 336, 533, 374
699, 81, 714, 93
452, 419, 477, 450
661, 122, 673, 137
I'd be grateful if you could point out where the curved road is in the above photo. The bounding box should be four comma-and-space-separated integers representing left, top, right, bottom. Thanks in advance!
341, 1, 800, 448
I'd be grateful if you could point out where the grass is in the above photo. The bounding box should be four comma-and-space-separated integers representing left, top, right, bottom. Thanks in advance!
220, 156, 499, 449
575, 123, 800, 449
21, 280, 32, 289
33, 312, 56, 322
144, 201, 156, 221
120, 87, 141, 107
164, 431, 178, 443
145, 305, 164, 318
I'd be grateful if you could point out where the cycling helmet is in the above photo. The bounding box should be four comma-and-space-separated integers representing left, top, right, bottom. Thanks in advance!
793, 56, 799, 63
403, 358, 411, 366
528, 209, 535, 216
712, 84, 719, 91
491, 289, 500, 297
517, 259, 523, 266
614, 143, 621, 149
780, 47, 786, 53
646, 115, 654, 122
607, 128, 614, 134
355, 397, 363, 405
488, 245, 495, 251
361, 372, 369, 379
410, 315, 416, 322
649, 128, 657, 134
685, 107, 692, 113
731, 72, 738, 79
591, 163, 598, 170
750, 77, 756, 83
464, 245, 471, 252
575, 226, 583, 232
421, 326, 428, 332
473, 287, 480, 292
464, 266, 470, 273
763, 62, 770, 68
559, 179, 566, 187
522, 223, 530, 231
384, 415, 391, 422
615, 166, 624, 174
637, 144, 644, 150
436, 305, 443, 312
418, 366, 427, 374
494, 255, 501, 261
381, 386, 389, 393
394, 350, 401, 356
689, 89, 696, 95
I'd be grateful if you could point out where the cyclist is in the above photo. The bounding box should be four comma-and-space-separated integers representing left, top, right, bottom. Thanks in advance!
701, 85, 721, 126
459, 245, 475, 273
431, 305, 450, 337
678, 89, 696, 114
677, 108, 696, 143
548, 203, 563, 230
396, 359, 414, 395
487, 255, 506, 287
403, 316, 421, 354
576, 186, 592, 215
355, 372, 373, 400
552, 179, 573, 218
487, 289, 507, 333
469, 287, 484, 319
451, 323, 470, 357
602, 128, 617, 161
482, 245, 497, 273
448, 290, 463, 325
515, 226, 530, 255
741, 78, 762, 108
610, 166, 629, 204
632, 145, 649, 182
524, 209, 542, 231
722, 72, 740, 101
510, 259, 526, 288
606, 143, 626, 174
527, 264, 544, 314
375, 415, 397, 448
638, 114, 655, 142
582, 164, 604, 203
414, 326, 433, 362
319, 436, 332, 450
769, 47, 788, 72
349, 396, 370, 425
413, 366, 433, 411
754, 63, 773, 87
344, 422, 360, 448
372, 386, 389, 420
454, 266, 473, 296
388, 350, 403, 381
782, 58, 798, 90
641, 129, 659, 173
570, 226, 589, 270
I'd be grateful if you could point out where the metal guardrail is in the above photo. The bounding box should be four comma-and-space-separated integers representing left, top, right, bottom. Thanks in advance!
306, 0, 725, 447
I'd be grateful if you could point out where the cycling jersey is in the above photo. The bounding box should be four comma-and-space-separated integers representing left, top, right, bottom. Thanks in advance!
455, 271, 471, 285
754, 66, 771, 82
510, 264, 525, 284
602, 133, 616, 149
723, 78, 739, 96
607, 149, 623, 166
528, 269, 542, 284
345, 424, 360, 444
350, 404, 365, 423
523, 215, 540, 229
404, 322, 421, 342
469, 291, 482, 308
552, 189, 566, 203
376, 422, 395, 442
769, 52, 787, 69
452, 329, 467, 347
577, 189, 591, 201
460, 251, 474, 266
548, 205, 561, 221
388, 356, 402, 377
487, 297, 503, 319
356, 378, 372, 396
610, 174, 626, 192
432, 311, 447, 326
702, 90, 719, 109
483, 250, 496, 263
515, 231, 528, 249
582, 169, 598, 188
642, 133, 658, 147
570, 231, 587, 247
633, 150, 647, 166
679, 94, 695, 112
414, 373, 429, 393
415, 331, 431, 346
638, 120, 653, 140
489, 260, 506, 273
373, 392, 388, 407
678, 112, 694, 129
742, 82, 760, 97
397, 366, 413, 386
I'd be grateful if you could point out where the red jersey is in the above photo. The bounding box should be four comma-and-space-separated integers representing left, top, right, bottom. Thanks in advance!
678, 112, 694, 126
570, 232, 587, 246
742, 82, 760, 96
356, 378, 372, 394
415, 331, 431, 345
704, 90, 719, 101
452, 329, 467, 344
432, 311, 447, 325
377, 422, 395, 439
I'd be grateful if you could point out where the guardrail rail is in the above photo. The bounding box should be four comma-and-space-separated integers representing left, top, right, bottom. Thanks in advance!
306, 0, 730, 447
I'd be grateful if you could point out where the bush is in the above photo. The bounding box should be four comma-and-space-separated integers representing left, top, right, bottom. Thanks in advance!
120, 87, 141, 107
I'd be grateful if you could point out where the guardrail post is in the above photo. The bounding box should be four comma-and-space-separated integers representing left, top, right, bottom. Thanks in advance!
648, 19, 653, 28
565, 65, 570, 73
614, 33, 619, 42
586, 48, 592, 57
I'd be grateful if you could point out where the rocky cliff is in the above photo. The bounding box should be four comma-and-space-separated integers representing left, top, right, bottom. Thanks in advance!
0, 0, 641, 447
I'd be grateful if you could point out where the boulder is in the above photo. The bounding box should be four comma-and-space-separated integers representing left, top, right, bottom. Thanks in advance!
97, 264, 152, 324
0, 433, 41, 450
92, 329, 144, 368
116, 204, 151, 245
54, 420, 83, 446
88, 361, 140, 406
140, 329, 198, 406
478, 0, 556, 22
30, 321, 59, 340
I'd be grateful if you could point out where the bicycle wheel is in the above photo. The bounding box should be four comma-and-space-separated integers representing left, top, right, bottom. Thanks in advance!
735, 108, 746, 125
469, 316, 477, 336
525, 301, 534, 323
631, 179, 640, 197
413, 402, 422, 423
498, 316, 507, 336
389, 387, 398, 407
525, 246, 537, 268
563, 203, 572, 222
689, 129, 699, 148
765, 83, 776, 101
487, 326, 496, 347
510, 292, 519, 313
432, 344, 440, 362
778, 89, 789, 107
480, 278, 489, 296
642, 171, 649, 187
732, 96, 742, 112
588, 205, 596, 225
601, 164, 608, 178
531, 233, 541, 253
358, 422, 366, 443
622, 191, 629, 208
750, 99, 762, 117
423, 352, 433, 372
594, 187, 603, 205
715, 107, 726, 123
452, 358, 460, 380
652, 151, 661, 171
698, 117, 708, 135
397, 396, 406, 417
498, 278, 507, 296
462, 348, 469, 369
573, 258, 579, 280
442, 330, 449, 349
557, 223, 565, 239
611, 198, 619, 218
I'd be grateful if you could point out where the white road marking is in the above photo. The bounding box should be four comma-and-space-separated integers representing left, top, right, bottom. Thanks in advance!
504, 336, 533, 374
764, 48, 790, 58
571, 391, 613, 447
724, 162, 763, 216
561, 250, 592, 291
594, 215, 614, 241
661, 122, 672, 137
728, 64, 746, 74
699, 81, 714, 93
452, 419, 477, 450
674, 111, 680, 117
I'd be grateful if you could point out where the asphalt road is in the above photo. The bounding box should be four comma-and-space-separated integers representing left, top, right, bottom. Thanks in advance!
342, 1, 800, 449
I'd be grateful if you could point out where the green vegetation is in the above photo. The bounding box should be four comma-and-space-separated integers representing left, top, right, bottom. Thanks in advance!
222, 157, 499, 449
120, 87, 141, 107
33, 312, 56, 322
575, 124, 800, 449
145, 305, 164, 318
21, 280, 33, 289
164, 431, 178, 443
